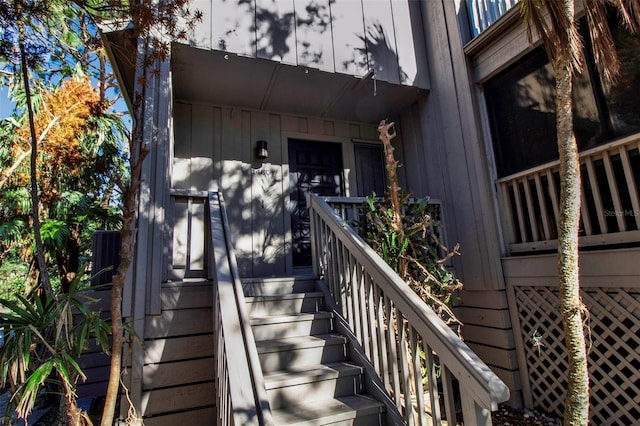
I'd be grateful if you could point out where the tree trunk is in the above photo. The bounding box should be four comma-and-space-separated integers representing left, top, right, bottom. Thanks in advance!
17, 18, 54, 299
100, 65, 149, 425
378, 120, 407, 277
553, 55, 590, 425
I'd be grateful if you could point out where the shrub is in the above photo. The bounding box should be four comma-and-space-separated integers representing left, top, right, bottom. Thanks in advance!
358, 193, 463, 336
0, 260, 28, 303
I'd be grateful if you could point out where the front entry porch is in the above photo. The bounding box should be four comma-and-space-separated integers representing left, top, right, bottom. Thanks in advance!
126, 191, 509, 425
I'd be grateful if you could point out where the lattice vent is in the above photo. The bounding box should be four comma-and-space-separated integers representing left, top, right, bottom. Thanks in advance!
514, 286, 640, 425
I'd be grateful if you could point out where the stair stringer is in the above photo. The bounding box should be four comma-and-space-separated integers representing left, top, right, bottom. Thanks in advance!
315, 279, 407, 426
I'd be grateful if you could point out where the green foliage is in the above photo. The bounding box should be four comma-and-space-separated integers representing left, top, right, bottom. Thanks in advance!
0, 266, 111, 422
40, 219, 71, 252
0, 259, 28, 302
358, 193, 463, 335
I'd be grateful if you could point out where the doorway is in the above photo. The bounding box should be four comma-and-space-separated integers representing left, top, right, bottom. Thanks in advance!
354, 143, 386, 196
288, 139, 344, 268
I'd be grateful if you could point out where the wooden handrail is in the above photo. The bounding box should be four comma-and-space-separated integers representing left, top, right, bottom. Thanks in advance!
496, 133, 640, 184
208, 192, 273, 426
308, 193, 509, 425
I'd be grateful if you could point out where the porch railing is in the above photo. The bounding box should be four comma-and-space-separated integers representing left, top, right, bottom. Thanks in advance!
308, 193, 510, 425
207, 192, 273, 426
324, 196, 443, 229
497, 134, 640, 254
465, 0, 519, 38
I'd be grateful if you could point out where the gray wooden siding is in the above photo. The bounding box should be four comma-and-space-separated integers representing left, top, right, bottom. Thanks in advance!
400, 1, 505, 293
140, 282, 216, 424
171, 101, 398, 278
396, 0, 521, 404
76, 287, 112, 399
186, 0, 429, 88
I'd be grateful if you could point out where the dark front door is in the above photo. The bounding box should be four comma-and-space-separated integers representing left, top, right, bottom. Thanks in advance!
289, 139, 344, 267
354, 143, 386, 196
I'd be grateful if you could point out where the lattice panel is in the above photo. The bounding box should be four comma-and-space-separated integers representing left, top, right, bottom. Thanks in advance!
514, 286, 640, 425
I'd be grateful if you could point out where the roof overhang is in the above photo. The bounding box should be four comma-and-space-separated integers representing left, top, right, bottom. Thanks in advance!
101, 38, 429, 124
171, 43, 428, 124
102, 29, 137, 111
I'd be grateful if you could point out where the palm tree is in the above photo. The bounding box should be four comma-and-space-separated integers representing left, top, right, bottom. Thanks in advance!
520, 1, 639, 424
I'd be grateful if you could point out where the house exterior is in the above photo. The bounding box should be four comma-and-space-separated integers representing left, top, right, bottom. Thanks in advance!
102, 0, 639, 424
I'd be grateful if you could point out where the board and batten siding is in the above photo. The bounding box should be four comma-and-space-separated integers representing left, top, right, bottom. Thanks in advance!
185, 0, 429, 88
171, 100, 403, 278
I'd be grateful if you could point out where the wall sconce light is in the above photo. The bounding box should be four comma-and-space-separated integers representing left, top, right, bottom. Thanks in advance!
256, 140, 268, 160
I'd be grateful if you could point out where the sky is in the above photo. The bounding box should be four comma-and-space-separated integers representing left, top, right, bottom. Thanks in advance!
0, 86, 14, 118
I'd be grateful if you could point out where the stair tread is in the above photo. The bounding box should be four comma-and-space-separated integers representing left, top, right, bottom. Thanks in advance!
264, 362, 363, 389
256, 334, 347, 353
271, 394, 385, 425
246, 292, 324, 301
251, 311, 333, 325
241, 276, 318, 285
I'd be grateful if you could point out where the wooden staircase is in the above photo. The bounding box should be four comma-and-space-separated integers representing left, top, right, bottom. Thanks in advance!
243, 276, 387, 426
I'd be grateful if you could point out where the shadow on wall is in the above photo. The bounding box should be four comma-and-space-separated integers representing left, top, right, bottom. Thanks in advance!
355, 21, 408, 85
203, 0, 407, 81
171, 153, 288, 278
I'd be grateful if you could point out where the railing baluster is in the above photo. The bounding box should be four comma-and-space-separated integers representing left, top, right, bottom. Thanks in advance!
397, 311, 414, 425
534, 173, 551, 240
602, 150, 626, 231
471, 0, 482, 35
522, 177, 539, 241
511, 180, 528, 242
498, 182, 517, 249
328, 223, 339, 302
358, 267, 372, 360
375, 284, 390, 390
386, 297, 402, 409
585, 157, 608, 233
545, 169, 560, 227
579, 172, 593, 236
310, 209, 320, 278
460, 387, 491, 426
333, 237, 344, 314
425, 346, 443, 426
441, 365, 457, 426
186, 197, 193, 269
351, 202, 359, 223
619, 146, 640, 229
365, 273, 380, 372
410, 327, 427, 426
344, 248, 356, 327
351, 254, 364, 343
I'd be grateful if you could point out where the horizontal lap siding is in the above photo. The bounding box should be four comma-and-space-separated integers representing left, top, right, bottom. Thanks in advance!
76, 288, 112, 398
141, 282, 216, 420
457, 287, 520, 403
143, 406, 216, 426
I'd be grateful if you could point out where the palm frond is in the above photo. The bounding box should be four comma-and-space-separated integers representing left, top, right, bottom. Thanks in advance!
586, 0, 621, 84
521, 0, 584, 72
40, 219, 71, 251
0, 218, 27, 244
612, 0, 640, 31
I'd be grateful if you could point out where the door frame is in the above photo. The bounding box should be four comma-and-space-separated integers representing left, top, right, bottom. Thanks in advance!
282, 132, 355, 273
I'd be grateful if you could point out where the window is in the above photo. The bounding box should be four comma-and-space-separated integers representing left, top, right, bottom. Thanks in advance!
484, 21, 640, 178
602, 23, 640, 137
